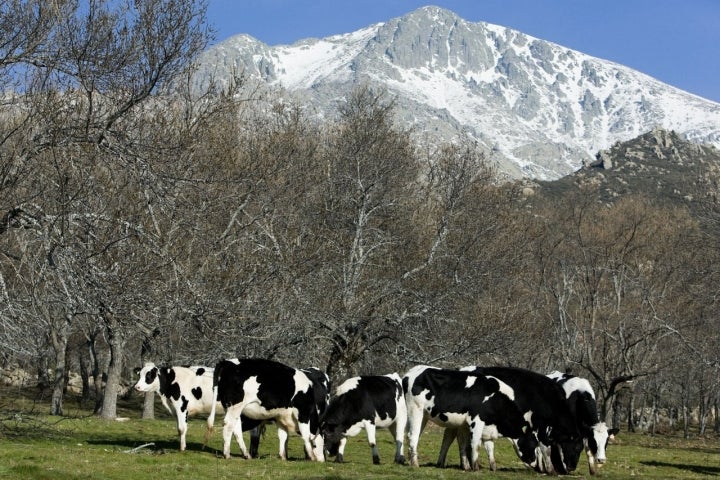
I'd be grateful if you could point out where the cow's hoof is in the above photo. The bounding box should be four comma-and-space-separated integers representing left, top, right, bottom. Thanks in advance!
373, 455, 381, 465
335, 454, 344, 463
395, 456, 406, 465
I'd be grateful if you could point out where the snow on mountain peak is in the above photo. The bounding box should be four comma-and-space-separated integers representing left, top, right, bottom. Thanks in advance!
196, 6, 720, 180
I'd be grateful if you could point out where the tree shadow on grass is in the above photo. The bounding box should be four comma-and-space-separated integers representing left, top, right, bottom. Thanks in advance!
85, 438, 222, 456
641, 460, 720, 476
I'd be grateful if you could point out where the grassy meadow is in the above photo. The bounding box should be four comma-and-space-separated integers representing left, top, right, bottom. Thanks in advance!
1, 386, 719, 479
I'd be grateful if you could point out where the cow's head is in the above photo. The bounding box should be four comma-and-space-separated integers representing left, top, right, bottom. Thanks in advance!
319, 421, 345, 457
134, 363, 160, 392
550, 437, 584, 474
585, 423, 619, 474
514, 426, 539, 468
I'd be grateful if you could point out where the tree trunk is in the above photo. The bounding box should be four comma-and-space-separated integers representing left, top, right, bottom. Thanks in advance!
37, 353, 50, 390
99, 319, 125, 419
627, 393, 636, 433
682, 401, 690, 439
91, 339, 105, 414
50, 316, 71, 416
142, 391, 155, 419
651, 395, 658, 436
140, 334, 156, 419
79, 341, 92, 403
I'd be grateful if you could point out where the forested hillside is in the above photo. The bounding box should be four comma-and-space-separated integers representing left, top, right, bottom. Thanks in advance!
1, 0, 719, 436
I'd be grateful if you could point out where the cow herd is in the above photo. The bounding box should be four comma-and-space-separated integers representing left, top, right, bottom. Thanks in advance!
133, 359, 618, 475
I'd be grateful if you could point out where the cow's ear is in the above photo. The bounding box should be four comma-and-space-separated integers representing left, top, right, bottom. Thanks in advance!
609, 427, 620, 438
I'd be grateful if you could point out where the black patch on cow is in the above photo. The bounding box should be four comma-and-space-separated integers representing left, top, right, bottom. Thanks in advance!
180, 395, 189, 413
195, 367, 205, 376
158, 367, 181, 401
191, 387, 202, 400
144, 367, 158, 386
438, 413, 448, 422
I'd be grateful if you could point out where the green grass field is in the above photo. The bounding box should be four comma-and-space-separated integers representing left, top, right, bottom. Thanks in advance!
1, 387, 719, 479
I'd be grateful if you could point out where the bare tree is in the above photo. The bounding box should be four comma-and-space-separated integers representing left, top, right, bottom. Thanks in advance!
530, 191, 701, 422
0, 0, 212, 418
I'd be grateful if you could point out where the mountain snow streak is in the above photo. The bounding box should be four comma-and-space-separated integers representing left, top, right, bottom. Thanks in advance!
197, 6, 720, 180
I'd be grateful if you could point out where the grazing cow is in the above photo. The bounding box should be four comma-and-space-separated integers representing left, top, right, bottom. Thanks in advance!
443, 366, 583, 475
320, 373, 407, 465
207, 358, 325, 461
548, 370, 620, 475
133, 363, 263, 453
403, 365, 538, 471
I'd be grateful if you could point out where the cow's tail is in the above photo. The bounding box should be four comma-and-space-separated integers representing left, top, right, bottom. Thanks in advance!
204, 367, 221, 446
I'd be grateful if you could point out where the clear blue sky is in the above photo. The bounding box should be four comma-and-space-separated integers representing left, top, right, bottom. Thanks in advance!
206, 0, 720, 104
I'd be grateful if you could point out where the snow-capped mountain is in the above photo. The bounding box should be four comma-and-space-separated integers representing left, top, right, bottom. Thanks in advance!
196, 6, 720, 179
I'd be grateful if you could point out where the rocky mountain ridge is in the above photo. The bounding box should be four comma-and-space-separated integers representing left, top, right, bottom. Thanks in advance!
196, 6, 720, 180
533, 128, 720, 207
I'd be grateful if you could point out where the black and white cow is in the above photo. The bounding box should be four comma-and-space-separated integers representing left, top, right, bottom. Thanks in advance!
134, 363, 263, 453
207, 358, 325, 461
320, 373, 407, 465
403, 365, 538, 471
547, 370, 619, 475
443, 366, 583, 475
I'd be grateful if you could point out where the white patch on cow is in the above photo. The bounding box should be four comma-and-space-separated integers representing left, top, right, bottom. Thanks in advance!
334, 376, 361, 397
293, 369, 312, 396
344, 419, 366, 437
482, 424, 500, 440
373, 410, 397, 428
547, 371, 596, 399
563, 377, 595, 398
487, 375, 515, 401
228, 358, 240, 365
434, 411, 469, 428
524, 410, 534, 428
465, 376, 477, 388
243, 376, 261, 399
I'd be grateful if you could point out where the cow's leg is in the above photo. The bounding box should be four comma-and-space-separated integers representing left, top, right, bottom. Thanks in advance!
277, 427, 289, 460
249, 425, 262, 458
296, 421, 322, 461
223, 405, 250, 459
535, 442, 554, 474
231, 418, 248, 456
483, 440, 497, 471
454, 426, 472, 471
436, 428, 456, 467
312, 432, 325, 463
176, 410, 188, 452
335, 437, 348, 463
467, 418, 485, 472
585, 439, 598, 475
406, 405, 426, 467
388, 420, 406, 464
365, 423, 381, 464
